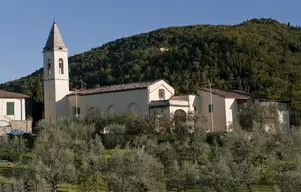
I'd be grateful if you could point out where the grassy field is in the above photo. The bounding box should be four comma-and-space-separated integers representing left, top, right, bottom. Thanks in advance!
169, 185, 280, 192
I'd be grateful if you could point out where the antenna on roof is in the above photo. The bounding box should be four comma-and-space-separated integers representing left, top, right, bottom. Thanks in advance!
207, 79, 214, 86
80, 80, 84, 90
205, 79, 214, 132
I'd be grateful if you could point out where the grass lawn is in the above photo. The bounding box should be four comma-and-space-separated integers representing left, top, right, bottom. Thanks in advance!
167, 185, 279, 192
104, 148, 130, 159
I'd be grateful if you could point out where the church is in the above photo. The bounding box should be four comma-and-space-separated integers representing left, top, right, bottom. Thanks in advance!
43, 21, 290, 132
43, 21, 196, 122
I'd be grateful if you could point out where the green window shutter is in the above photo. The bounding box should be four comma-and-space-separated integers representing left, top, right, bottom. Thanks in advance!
208, 104, 213, 113
6, 102, 14, 115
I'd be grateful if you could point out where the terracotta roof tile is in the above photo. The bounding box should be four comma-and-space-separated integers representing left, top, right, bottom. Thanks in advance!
200, 88, 251, 99
199, 88, 286, 102
0, 90, 29, 99
68, 80, 159, 96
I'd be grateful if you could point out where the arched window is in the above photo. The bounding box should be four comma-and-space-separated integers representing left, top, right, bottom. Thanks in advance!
159, 89, 165, 99
59, 58, 64, 74
47, 59, 51, 75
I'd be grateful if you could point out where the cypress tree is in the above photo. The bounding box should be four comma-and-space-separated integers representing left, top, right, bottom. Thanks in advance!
32, 75, 43, 126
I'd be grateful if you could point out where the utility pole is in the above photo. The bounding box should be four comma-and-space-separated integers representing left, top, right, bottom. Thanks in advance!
75, 89, 78, 118
209, 81, 214, 132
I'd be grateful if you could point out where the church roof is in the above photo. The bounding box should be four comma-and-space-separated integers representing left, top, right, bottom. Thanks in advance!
68, 80, 160, 96
43, 21, 66, 52
200, 88, 251, 99
199, 87, 287, 102
0, 90, 29, 99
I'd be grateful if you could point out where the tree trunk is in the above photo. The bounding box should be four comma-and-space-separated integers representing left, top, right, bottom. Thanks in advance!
227, 186, 234, 192
11, 183, 14, 192
51, 181, 58, 192
177, 183, 181, 192
24, 182, 30, 192
214, 183, 223, 192
246, 184, 252, 192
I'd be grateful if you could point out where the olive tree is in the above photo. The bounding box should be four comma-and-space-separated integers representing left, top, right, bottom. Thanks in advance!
106, 149, 166, 192
238, 102, 280, 132
31, 120, 77, 192
265, 129, 301, 192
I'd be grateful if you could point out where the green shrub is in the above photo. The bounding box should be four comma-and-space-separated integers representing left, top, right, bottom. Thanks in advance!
205, 132, 226, 146
157, 134, 177, 143
79, 172, 108, 192
101, 134, 126, 149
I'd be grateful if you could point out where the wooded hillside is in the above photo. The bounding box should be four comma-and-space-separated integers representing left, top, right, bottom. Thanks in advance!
2, 18, 301, 124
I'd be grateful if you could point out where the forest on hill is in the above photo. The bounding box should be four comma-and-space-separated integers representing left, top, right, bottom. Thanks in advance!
1, 18, 301, 124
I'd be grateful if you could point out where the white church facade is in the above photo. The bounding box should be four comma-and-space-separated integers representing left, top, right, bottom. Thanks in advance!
43, 21, 193, 122
66, 80, 190, 118
42, 21, 290, 132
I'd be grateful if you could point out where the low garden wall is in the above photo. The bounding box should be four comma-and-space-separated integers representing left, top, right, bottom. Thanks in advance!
0, 120, 32, 136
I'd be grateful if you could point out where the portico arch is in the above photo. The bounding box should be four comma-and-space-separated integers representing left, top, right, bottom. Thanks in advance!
174, 109, 186, 121
128, 103, 140, 113
107, 105, 116, 116
174, 109, 187, 123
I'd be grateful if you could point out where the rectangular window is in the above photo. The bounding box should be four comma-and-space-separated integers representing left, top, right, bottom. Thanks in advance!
73, 107, 80, 115
159, 89, 165, 99
6, 102, 14, 116
208, 104, 213, 113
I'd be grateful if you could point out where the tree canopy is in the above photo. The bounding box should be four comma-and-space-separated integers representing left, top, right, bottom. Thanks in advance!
2, 109, 301, 191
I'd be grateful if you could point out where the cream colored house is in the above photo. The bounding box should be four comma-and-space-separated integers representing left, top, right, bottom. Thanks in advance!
197, 88, 290, 132
43, 21, 194, 121
0, 90, 32, 135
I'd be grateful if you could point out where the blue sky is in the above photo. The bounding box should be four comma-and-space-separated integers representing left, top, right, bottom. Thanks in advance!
0, 0, 300, 83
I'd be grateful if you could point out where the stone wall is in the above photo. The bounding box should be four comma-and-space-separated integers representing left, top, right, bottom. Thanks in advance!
0, 120, 32, 136
0, 126, 12, 136
10, 120, 32, 132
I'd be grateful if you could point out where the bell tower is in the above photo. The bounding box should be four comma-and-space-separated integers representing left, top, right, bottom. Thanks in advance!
43, 21, 70, 122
